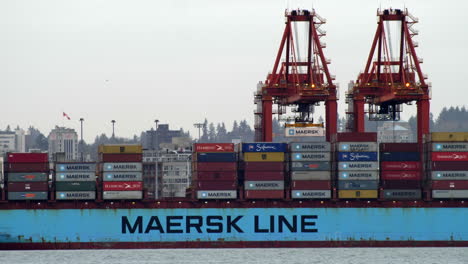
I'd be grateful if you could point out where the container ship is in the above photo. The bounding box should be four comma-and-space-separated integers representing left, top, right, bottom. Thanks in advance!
1, 9, 467, 249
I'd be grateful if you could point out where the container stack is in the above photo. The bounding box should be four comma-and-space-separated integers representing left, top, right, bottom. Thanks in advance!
99, 145, 143, 200
192, 143, 237, 199
290, 142, 332, 199
5, 153, 49, 200
380, 143, 422, 200
242, 143, 287, 199
429, 132, 468, 199
336, 133, 379, 199
55, 163, 96, 200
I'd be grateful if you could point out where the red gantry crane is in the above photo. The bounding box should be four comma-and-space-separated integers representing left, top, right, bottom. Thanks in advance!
254, 9, 338, 142
346, 8, 430, 144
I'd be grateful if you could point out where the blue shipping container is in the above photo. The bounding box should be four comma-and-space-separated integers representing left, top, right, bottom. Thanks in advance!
242, 143, 287, 153
196, 153, 237, 162
380, 152, 420, 162
337, 152, 378, 162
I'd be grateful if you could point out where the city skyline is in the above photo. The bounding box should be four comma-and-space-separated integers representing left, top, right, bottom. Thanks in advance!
1, 0, 467, 142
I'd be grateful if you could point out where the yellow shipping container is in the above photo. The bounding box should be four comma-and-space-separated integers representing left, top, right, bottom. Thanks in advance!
98, 144, 143, 154
338, 190, 378, 199
243, 152, 285, 162
430, 132, 468, 142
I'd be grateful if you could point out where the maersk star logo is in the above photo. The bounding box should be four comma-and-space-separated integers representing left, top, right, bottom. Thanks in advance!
295, 145, 300, 150
107, 174, 112, 179
437, 173, 442, 178
201, 192, 207, 197
296, 192, 301, 197
342, 172, 348, 178
60, 174, 65, 179
249, 183, 254, 188
342, 163, 348, 169
60, 165, 65, 171
295, 154, 301, 160
436, 144, 442, 150
288, 129, 295, 136
341, 144, 349, 151
59, 193, 65, 198
107, 165, 112, 170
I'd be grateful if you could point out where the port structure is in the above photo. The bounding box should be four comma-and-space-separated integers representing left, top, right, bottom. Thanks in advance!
346, 8, 430, 144
254, 9, 337, 142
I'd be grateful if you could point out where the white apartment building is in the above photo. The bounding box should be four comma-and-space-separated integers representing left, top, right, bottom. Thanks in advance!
48, 126, 78, 161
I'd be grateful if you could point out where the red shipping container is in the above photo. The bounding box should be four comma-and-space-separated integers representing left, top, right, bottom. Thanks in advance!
193, 171, 237, 181
8, 182, 48, 192
292, 180, 331, 190
431, 161, 468, 171
193, 162, 237, 172
5, 163, 49, 172
431, 152, 468, 162
381, 161, 421, 171
194, 180, 237, 190
243, 162, 284, 171
103, 181, 143, 191
194, 143, 235, 153
381, 171, 422, 181
379, 143, 420, 152
245, 190, 284, 199
381, 180, 421, 189
337, 132, 377, 142
6, 153, 48, 163
100, 153, 142, 162
431, 180, 468, 190
244, 171, 285, 181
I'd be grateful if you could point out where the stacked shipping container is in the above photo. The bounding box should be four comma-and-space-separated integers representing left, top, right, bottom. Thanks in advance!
193, 143, 237, 199
242, 143, 287, 199
5, 153, 49, 200
55, 163, 96, 200
99, 145, 143, 200
336, 133, 379, 199
379, 143, 422, 200
429, 132, 468, 199
290, 142, 332, 199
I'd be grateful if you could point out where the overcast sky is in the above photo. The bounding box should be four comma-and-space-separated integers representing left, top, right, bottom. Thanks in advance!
1, 0, 466, 142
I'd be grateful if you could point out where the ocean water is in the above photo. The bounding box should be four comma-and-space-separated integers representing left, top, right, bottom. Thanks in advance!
0, 248, 467, 264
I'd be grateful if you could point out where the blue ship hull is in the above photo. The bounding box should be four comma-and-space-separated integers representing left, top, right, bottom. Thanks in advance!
1, 206, 467, 249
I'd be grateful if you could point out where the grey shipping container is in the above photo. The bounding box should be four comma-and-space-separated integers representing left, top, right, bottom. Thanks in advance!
290, 161, 331, 171
102, 163, 142, 172
291, 152, 331, 162
432, 142, 468, 152
8, 192, 47, 200
382, 189, 421, 200
55, 181, 96, 191
103, 172, 143, 181
56, 191, 96, 200
338, 162, 379, 171
338, 180, 379, 190
55, 163, 96, 172
56, 172, 95, 182
431, 171, 468, 180
7, 172, 48, 182
432, 190, 468, 199
290, 142, 331, 152
244, 181, 284, 190
338, 171, 379, 180
103, 191, 143, 200
197, 190, 237, 199
338, 142, 378, 152
291, 171, 331, 180
291, 190, 331, 199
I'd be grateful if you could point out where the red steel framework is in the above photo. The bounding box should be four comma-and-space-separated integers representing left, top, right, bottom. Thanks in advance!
255, 9, 337, 142
347, 8, 430, 145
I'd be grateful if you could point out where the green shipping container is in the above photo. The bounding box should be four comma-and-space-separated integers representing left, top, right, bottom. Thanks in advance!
55, 181, 96, 191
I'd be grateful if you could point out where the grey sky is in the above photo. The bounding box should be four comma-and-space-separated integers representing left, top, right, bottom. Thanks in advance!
1, 0, 466, 142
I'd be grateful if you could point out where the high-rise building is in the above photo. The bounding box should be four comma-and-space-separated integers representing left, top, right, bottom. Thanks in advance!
145, 124, 184, 150
0, 131, 15, 156
15, 128, 26, 152
48, 126, 78, 161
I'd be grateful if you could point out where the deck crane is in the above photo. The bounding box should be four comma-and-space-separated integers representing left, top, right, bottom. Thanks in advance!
346, 8, 430, 144
254, 9, 338, 142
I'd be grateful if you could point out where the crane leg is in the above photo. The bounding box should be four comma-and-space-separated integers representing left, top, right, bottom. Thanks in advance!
262, 96, 273, 142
